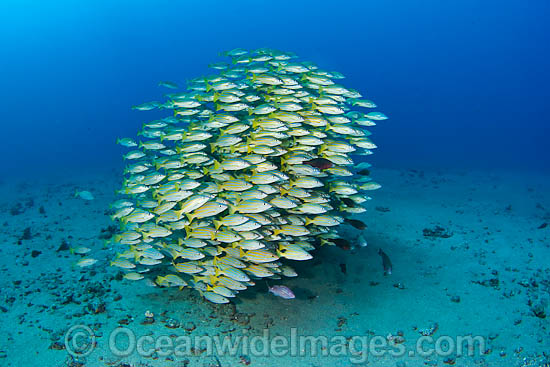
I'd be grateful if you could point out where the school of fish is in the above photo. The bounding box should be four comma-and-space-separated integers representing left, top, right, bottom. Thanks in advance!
108, 48, 387, 304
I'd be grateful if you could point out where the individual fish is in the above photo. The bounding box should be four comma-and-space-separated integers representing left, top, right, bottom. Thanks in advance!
122, 209, 154, 224
75, 258, 98, 268
70, 246, 91, 255
132, 101, 160, 111
378, 248, 392, 275
156, 274, 187, 288
124, 272, 145, 281
268, 285, 295, 299
324, 238, 351, 250
356, 234, 368, 249
366, 112, 388, 121
230, 199, 272, 214
359, 182, 382, 191
303, 158, 333, 170
117, 137, 138, 147
186, 201, 228, 222
207, 285, 236, 298
243, 249, 279, 263
111, 258, 136, 269
75, 190, 94, 201
344, 218, 367, 230
339, 263, 347, 275
277, 245, 312, 261
159, 81, 179, 89
139, 257, 163, 266
177, 195, 212, 214
273, 225, 310, 237
202, 291, 230, 304
173, 261, 203, 274
305, 215, 342, 226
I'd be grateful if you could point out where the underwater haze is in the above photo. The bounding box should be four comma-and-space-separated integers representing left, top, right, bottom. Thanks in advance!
1, 0, 549, 175
1, 1, 550, 367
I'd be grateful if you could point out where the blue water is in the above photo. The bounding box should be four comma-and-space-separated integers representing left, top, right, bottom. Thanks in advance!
2, 2, 550, 366
1, 0, 549, 176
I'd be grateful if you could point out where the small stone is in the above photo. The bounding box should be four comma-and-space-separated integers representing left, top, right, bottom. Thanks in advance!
239, 354, 251, 365
165, 318, 180, 329
56, 240, 69, 252
393, 335, 405, 344
21, 227, 32, 240
443, 357, 456, 365
531, 304, 546, 319
183, 321, 196, 332
337, 316, 347, 328
48, 341, 65, 350
141, 317, 155, 325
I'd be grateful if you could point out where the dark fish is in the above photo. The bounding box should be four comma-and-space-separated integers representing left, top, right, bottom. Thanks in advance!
357, 169, 370, 176
304, 158, 333, 170
341, 197, 356, 207
344, 218, 367, 230
339, 263, 347, 274
378, 248, 392, 275
332, 238, 351, 250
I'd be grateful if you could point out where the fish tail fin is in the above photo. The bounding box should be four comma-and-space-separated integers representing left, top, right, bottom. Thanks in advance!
185, 213, 194, 225
213, 160, 221, 171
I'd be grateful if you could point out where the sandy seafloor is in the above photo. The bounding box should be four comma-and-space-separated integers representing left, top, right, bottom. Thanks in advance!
0, 167, 549, 367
